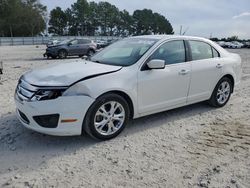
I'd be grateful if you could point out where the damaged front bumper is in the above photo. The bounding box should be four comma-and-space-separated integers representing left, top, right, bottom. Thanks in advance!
15, 95, 95, 136
43, 49, 58, 58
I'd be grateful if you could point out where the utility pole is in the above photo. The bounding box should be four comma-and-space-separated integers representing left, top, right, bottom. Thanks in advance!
180, 25, 189, 35
179, 25, 182, 35
182, 27, 189, 35
44, 11, 49, 36
210, 33, 213, 39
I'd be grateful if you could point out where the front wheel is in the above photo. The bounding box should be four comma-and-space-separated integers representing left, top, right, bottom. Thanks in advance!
209, 77, 233, 107
83, 93, 130, 140
87, 49, 95, 57
58, 50, 67, 59
51, 55, 57, 59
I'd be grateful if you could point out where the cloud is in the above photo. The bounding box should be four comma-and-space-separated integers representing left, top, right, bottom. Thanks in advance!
233, 12, 250, 19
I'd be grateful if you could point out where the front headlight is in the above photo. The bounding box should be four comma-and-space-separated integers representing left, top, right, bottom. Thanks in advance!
31, 88, 67, 101
30, 83, 92, 101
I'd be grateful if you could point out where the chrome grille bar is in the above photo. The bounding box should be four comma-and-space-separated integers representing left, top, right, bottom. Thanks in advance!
16, 79, 37, 101
18, 85, 34, 98
19, 79, 38, 91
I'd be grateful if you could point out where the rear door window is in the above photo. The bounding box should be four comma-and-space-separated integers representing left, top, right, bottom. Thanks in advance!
189, 41, 213, 61
70, 40, 78, 45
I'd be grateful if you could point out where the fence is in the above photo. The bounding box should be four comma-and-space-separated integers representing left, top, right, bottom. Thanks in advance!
0, 36, 120, 46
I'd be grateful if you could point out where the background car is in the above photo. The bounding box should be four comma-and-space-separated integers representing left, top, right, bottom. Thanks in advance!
217, 41, 227, 48
225, 41, 244, 48
244, 41, 250, 48
95, 39, 108, 49
44, 39, 97, 59
95, 39, 120, 49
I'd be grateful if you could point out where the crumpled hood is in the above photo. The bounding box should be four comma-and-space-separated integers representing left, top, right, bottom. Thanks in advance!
23, 60, 122, 87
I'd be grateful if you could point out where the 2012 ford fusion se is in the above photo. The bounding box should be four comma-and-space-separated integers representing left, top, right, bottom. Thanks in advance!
15, 35, 242, 140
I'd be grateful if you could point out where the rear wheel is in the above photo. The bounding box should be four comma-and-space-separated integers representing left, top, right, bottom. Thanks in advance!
209, 77, 232, 107
58, 50, 67, 59
83, 93, 130, 140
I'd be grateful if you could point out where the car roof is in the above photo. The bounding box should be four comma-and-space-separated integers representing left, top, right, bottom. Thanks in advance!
129, 35, 229, 57
130, 35, 209, 41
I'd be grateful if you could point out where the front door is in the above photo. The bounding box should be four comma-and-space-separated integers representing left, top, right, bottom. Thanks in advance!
68, 39, 80, 55
138, 40, 191, 114
78, 39, 91, 55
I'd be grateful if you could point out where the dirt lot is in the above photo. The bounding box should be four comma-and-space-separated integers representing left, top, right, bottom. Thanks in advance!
0, 45, 249, 188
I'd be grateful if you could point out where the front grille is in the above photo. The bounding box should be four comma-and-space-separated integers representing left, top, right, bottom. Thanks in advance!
16, 79, 38, 101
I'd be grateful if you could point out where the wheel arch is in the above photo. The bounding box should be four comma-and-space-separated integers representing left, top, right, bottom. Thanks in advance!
98, 90, 134, 119
221, 74, 235, 93
88, 48, 95, 52
58, 48, 68, 55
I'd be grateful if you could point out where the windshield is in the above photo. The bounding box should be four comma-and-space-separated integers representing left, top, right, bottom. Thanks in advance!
59, 39, 72, 45
90, 38, 158, 66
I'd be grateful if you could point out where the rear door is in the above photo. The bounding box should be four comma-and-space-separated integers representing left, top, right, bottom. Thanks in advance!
187, 40, 223, 103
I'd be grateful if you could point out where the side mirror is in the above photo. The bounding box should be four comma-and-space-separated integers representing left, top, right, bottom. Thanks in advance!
147, 59, 165, 69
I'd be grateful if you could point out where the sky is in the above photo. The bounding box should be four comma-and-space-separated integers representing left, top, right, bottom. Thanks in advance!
40, 0, 250, 39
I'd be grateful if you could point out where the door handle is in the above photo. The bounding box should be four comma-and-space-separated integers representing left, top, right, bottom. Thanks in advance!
179, 69, 190, 75
216, 64, 223, 69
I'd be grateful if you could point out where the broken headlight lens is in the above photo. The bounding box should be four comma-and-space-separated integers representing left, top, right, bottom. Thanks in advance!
31, 88, 67, 101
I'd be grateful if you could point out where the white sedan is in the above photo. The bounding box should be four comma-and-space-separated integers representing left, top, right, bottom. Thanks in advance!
15, 35, 242, 140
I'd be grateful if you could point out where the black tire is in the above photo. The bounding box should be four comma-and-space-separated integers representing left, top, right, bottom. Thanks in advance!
87, 49, 95, 57
58, 50, 67, 59
208, 77, 233, 108
51, 55, 57, 59
83, 93, 130, 140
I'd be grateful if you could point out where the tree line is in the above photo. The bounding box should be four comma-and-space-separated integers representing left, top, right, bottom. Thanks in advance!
48, 0, 174, 37
0, 0, 47, 37
0, 0, 174, 37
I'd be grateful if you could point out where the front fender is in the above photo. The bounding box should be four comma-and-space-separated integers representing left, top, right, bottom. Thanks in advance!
64, 69, 138, 118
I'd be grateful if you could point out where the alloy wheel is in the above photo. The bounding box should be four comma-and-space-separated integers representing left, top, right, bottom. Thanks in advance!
88, 50, 95, 57
94, 101, 125, 136
59, 51, 67, 59
216, 81, 231, 105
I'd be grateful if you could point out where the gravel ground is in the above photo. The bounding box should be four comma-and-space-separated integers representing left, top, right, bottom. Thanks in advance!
0, 45, 249, 188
